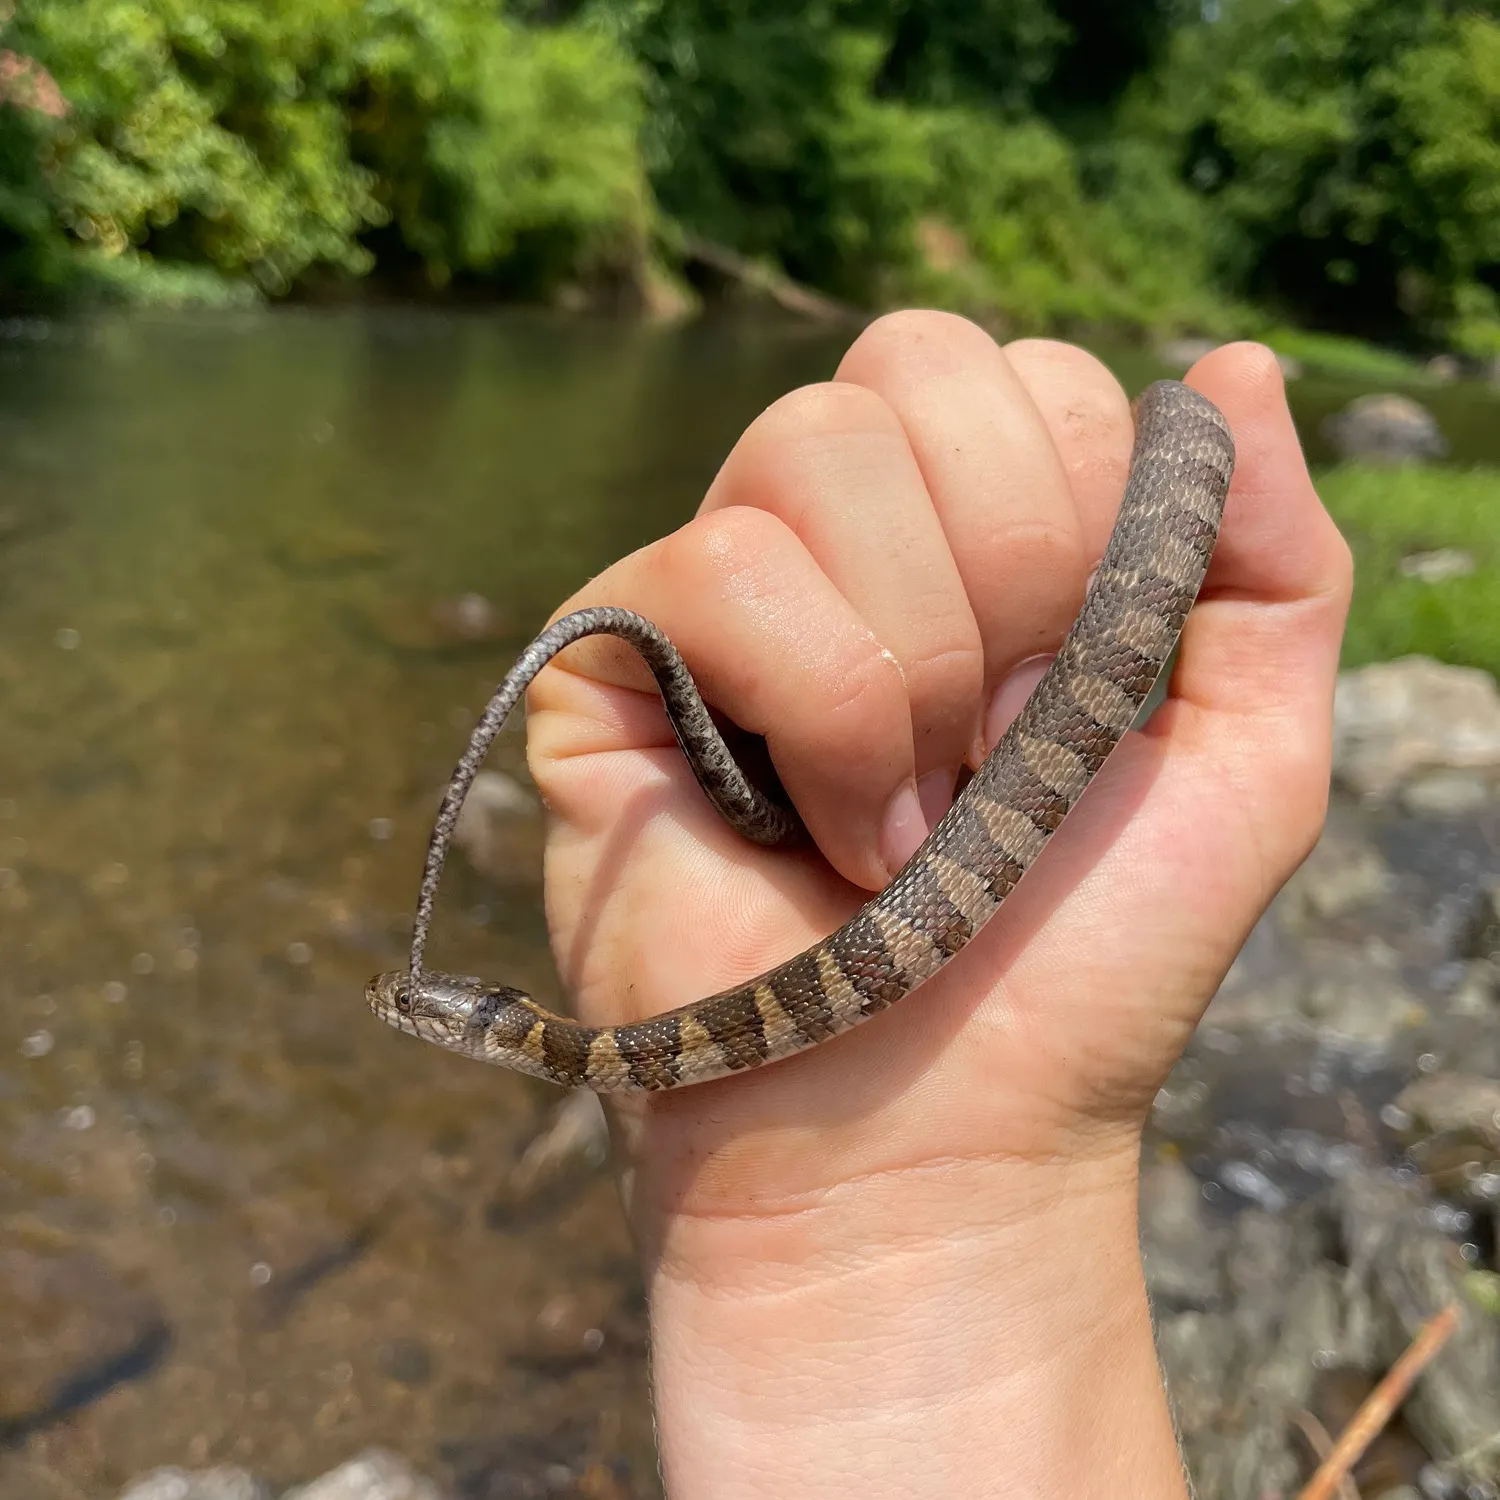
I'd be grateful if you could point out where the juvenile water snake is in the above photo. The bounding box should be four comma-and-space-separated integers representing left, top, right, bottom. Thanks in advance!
367, 379, 1235, 1092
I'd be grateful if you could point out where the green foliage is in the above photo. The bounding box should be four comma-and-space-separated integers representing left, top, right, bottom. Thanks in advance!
1319, 463, 1500, 679
906, 112, 1222, 335
0, 68, 72, 298
0, 0, 649, 304
347, 0, 649, 290
841, 0, 1069, 108
624, 0, 1221, 326
0, 0, 1497, 353
620, 4, 923, 297
10, 1, 381, 296
1139, 0, 1500, 353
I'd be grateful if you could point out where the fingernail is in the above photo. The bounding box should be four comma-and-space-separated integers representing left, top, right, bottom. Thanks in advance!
881, 781, 927, 878
917, 767, 954, 829
983, 656, 1054, 751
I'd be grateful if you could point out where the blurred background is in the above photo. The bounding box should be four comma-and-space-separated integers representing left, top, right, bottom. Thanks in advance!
1, 4, 1499, 1500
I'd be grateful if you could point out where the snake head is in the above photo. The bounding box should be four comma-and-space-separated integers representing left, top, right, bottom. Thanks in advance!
366, 968, 486, 1048
366, 968, 540, 1065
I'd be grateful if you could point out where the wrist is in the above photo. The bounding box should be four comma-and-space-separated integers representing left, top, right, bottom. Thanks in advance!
636, 1145, 1187, 1500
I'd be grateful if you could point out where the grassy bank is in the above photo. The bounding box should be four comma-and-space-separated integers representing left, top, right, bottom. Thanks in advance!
1319, 464, 1500, 680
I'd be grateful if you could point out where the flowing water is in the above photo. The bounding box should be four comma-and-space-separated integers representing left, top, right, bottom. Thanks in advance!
0, 309, 1497, 1499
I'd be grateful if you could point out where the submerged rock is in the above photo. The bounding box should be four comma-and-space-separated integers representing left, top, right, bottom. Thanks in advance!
355, 592, 508, 653
1323, 393, 1448, 464
510, 1091, 610, 1199
452, 770, 540, 884
429, 593, 505, 644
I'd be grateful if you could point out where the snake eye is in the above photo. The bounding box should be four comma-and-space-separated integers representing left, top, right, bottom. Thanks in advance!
395, 986, 412, 1013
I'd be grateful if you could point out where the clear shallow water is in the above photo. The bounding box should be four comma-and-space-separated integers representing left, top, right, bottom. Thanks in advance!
0, 308, 1497, 1498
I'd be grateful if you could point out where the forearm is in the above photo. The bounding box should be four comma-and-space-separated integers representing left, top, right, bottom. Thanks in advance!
641, 1151, 1188, 1500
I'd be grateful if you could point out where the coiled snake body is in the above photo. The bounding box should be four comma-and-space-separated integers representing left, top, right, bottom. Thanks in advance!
368, 380, 1235, 1093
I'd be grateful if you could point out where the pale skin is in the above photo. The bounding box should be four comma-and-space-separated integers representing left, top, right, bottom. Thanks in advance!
523, 316, 1353, 1500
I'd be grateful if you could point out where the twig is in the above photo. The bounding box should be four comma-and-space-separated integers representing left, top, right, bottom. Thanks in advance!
1296, 1303, 1461, 1500
1290, 1409, 1360, 1500
679, 236, 861, 323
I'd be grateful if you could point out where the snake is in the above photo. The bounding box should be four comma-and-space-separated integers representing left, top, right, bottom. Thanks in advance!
367, 379, 1235, 1093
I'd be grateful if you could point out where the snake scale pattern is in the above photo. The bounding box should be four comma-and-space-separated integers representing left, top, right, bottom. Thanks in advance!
368, 379, 1235, 1092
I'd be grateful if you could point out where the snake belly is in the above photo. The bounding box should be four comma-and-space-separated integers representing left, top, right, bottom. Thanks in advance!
367, 379, 1235, 1093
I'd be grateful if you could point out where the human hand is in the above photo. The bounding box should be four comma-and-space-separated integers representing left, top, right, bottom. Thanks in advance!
525, 315, 1351, 1499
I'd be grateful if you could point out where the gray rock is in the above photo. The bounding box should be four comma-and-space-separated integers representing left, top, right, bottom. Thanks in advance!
1299, 941, 1427, 1046
1427, 354, 1462, 384
1333, 658, 1500, 804
1447, 961, 1500, 1017
282, 1451, 449, 1500
1402, 769, 1493, 818
1179, 1210, 1339, 1500
1156, 1162, 1500, 1495
1460, 882, 1500, 963
1276, 824, 1392, 930
1140, 1155, 1224, 1308
1393, 1072, 1500, 1156
1400, 548, 1477, 584
118, 1470, 269, 1500
1324, 392, 1449, 463
1335, 1169, 1500, 1489
1156, 1309, 1235, 1440
1217, 1160, 1291, 1214
1200, 975, 1306, 1035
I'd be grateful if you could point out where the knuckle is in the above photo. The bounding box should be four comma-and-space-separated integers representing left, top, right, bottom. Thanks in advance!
656, 505, 793, 600
820, 637, 906, 737
902, 636, 986, 708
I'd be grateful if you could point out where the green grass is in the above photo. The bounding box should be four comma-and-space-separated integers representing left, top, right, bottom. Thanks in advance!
1262, 327, 1431, 385
1318, 463, 1500, 680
